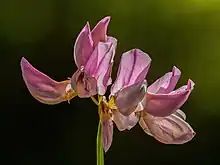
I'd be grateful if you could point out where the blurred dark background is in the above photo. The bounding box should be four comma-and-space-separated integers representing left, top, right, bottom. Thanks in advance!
0, 0, 219, 164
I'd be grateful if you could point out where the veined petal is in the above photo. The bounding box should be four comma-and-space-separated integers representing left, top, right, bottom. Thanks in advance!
112, 111, 138, 131
115, 81, 147, 116
147, 66, 181, 94
71, 69, 97, 98
111, 49, 151, 95
84, 37, 117, 95
91, 16, 110, 47
20, 57, 76, 104
102, 119, 113, 152
145, 79, 195, 117
74, 23, 93, 68
140, 112, 195, 144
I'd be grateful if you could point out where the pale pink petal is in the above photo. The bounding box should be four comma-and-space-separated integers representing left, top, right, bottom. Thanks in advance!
84, 37, 117, 95
102, 119, 113, 152
111, 49, 151, 95
91, 16, 110, 46
144, 80, 195, 117
21, 57, 74, 104
112, 111, 139, 131
148, 66, 181, 94
74, 23, 93, 68
140, 112, 195, 144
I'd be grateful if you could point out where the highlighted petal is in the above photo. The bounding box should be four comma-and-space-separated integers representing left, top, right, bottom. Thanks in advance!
84, 37, 117, 95
91, 16, 110, 46
20, 57, 75, 104
102, 119, 113, 152
112, 111, 138, 131
145, 80, 195, 117
148, 66, 181, 94
74, 23, 93, 68
111, 49, 151, 95
139, 112, 195, 144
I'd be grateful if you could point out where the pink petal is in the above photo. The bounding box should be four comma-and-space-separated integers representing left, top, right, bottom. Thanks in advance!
147, 66, 181, 94
84, 37, 117, 95
145, 79, 195, 117
91, 16, 110, 47
111, 49, 151, 95
139, 112, 195, 144
102, 119, 113, 152
74, 23, 93, 68
71, 69, 97, 98
112, 111, 138, 131
115, 81, 147, 116
20, 57, 74, 104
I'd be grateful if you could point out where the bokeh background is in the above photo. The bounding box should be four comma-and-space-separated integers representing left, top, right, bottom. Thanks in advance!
0, 0, 220, 164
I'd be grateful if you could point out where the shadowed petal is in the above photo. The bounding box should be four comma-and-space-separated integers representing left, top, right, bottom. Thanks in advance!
139, 112, 195, 144
71, 70, 97, 98
111, 49, 151, 95
148, 66, 181, 94
145, 80, 195, 117
21, 57, 75, 104
91, 16, 110, 46
115, 81, 147, 116
74, 23, 93, 68
102, 119, 113, 152
112, 111, 139, 131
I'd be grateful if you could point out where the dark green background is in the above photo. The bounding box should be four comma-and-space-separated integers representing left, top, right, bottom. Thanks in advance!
0, 0, 219, 164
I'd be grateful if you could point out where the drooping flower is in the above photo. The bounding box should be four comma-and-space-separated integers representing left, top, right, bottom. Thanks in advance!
136, 66, 196, 144
71, 16, 117, 98
98, 49, 152, 152
20, 57, 77, 104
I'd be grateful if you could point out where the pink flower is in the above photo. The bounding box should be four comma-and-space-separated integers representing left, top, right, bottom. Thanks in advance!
99, 49, 151, 152
71, 16, 117, 98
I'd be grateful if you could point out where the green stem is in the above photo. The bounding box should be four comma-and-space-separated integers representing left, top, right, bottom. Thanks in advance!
97, 120, 104, 165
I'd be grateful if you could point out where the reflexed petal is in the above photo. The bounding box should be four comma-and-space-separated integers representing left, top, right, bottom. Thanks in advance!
145, 79, 195, 117
84, 37, 117, 95
140, 112, 195, 144
115, 81, 147, 116
174, 109, 186, 120
91, 16, 110, 46
74, 23, 93, 68
148, 66, 181, 94
102, 119, 113, 152
111, 49, 151, 95
21, 57, 74, 104
112, 111, 138, 131
71, 70, 97, 98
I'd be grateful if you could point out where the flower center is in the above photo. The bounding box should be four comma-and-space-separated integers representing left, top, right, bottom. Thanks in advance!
98, 96, 118, 121
62, 83, 77, 103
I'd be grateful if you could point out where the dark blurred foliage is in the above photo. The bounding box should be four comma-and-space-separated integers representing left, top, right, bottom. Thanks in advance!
0, 0, 220, 164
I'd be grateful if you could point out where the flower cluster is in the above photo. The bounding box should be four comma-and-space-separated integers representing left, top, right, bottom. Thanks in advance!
20, 16, 195, 153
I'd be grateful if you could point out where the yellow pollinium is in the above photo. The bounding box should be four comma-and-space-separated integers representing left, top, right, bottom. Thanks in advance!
98, 96, 118, 121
